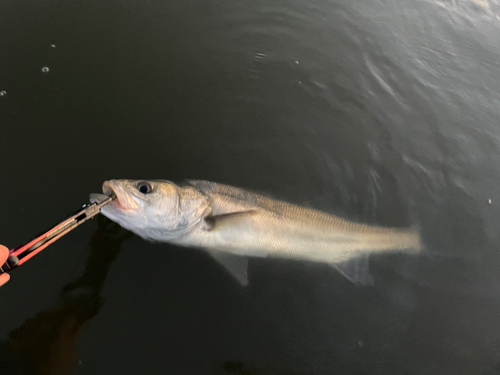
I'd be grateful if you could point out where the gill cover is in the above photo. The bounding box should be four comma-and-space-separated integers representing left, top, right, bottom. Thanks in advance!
99, 179, 212, 241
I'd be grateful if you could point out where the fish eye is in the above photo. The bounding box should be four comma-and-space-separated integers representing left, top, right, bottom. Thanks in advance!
137, 182, 153, 194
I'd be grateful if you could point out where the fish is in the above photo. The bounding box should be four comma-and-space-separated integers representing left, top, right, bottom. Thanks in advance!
90, 179, 422, 286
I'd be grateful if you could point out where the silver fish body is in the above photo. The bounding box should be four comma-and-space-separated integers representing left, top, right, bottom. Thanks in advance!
91, 179, 421, 285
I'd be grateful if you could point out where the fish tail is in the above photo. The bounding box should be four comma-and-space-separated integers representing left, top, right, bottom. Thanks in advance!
411, 229, 423, 252
364, 226, 422, 254
396, 226, 422, 253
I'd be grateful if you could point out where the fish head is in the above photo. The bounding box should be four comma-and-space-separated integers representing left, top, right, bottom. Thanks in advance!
90, 179, 211, 241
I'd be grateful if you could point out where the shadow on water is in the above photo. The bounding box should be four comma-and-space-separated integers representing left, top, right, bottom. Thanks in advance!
0, 216, 131, 375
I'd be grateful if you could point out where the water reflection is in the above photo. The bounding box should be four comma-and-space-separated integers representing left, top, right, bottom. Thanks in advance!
0, 216, 130, 375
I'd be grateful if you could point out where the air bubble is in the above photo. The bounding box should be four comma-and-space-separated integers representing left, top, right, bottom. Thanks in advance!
42, 67, 49, 73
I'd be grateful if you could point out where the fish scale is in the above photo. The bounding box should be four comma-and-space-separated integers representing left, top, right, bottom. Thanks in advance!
93, 179, 422, 286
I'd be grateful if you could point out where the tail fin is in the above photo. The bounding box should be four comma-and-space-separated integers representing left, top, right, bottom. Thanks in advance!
404, 225, 423, 253
331, 226, 422, 286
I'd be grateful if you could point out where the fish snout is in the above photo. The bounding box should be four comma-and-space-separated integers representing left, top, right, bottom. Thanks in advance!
102, 180, 139, 211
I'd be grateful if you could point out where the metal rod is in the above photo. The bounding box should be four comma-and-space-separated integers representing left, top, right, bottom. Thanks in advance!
0, 194, 116, 274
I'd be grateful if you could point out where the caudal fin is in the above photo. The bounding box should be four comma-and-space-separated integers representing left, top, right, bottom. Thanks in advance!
401, 226, 422, 253
331, 226, 422, 286
366, 225, 422, 254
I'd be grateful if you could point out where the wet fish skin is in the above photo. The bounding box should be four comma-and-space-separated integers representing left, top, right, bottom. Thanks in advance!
91, 179, 421, 285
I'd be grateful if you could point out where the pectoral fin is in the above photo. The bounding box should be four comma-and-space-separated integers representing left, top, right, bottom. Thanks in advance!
207, 250, 249, 286
203, 211, 257, 232
332, 255, 374, 286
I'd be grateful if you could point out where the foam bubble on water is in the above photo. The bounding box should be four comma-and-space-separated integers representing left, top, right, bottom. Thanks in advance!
0, 91, 6, 96
42, 67, 49, 73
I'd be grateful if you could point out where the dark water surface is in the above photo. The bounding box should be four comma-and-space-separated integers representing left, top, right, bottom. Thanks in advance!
2, 0, 500, 373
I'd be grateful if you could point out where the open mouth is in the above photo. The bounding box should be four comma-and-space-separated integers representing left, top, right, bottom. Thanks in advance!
102, 180, 139, 211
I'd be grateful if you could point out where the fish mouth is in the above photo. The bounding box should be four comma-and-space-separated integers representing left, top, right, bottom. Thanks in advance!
102, 180, 139, 211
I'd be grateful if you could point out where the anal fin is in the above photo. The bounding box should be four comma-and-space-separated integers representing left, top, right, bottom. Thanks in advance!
332, 255, 374, 286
